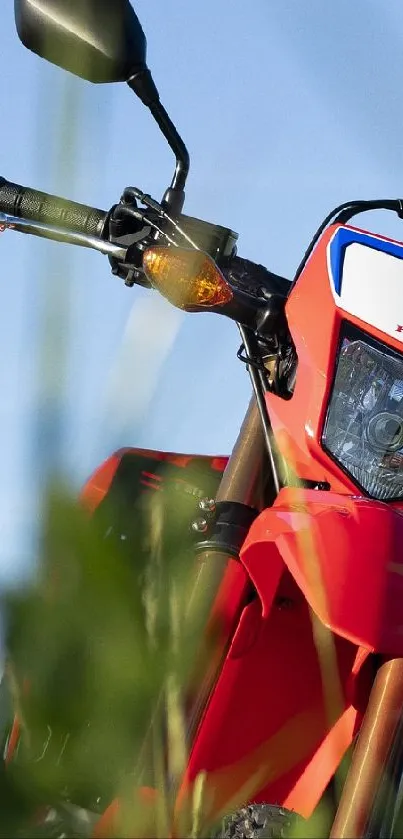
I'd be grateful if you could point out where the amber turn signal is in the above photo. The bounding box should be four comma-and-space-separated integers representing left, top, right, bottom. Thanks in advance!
142, 247, 233, 311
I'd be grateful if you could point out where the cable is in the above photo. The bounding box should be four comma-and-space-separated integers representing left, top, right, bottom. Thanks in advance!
238, 324, 283, 496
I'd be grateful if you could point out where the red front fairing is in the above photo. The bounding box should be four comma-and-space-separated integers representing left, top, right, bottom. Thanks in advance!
266, 223, 403, 493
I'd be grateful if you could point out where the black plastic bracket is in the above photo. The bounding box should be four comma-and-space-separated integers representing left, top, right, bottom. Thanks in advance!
192, 501, 259, 558
298, 479, 331, 491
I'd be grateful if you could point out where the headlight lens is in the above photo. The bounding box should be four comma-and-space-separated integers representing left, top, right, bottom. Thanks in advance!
323, 325, 403, 500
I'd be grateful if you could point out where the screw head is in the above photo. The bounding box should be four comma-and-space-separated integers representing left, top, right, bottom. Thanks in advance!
199, 497, 216, 514
191, 517, 209, 534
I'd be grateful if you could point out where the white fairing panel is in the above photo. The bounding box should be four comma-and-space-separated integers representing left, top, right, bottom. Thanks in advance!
339, 243, 403, 342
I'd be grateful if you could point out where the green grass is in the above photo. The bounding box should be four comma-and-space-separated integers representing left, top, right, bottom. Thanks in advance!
1, 480, 224, 837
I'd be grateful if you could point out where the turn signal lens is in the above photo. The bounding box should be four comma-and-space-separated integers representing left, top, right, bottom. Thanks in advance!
142, 247, 233, 311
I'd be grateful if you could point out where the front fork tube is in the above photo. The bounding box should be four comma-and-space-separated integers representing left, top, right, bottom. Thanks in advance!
185, 397, 266, 740
330, 658, 403, 838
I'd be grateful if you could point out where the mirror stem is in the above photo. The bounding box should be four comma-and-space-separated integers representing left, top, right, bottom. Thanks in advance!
149, 100, 189, 212
128, 69, 190, 214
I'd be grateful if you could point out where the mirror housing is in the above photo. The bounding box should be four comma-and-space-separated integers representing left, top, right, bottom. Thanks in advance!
14, 0, 147, 83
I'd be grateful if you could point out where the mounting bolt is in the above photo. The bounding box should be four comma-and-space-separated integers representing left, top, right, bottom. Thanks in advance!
199, 498, 216, 514
191, 517, 209, 534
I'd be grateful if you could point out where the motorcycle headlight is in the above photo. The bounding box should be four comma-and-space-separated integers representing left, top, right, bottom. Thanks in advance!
322, 325, 403, 500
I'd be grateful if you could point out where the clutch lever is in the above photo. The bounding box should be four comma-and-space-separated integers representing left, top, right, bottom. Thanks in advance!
0, 212, 128, 260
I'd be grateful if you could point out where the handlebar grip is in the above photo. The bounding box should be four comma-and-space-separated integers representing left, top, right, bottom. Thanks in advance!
0, 177, 108, 238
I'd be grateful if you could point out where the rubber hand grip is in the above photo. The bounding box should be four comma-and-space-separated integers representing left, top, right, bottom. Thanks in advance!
0, 177, 108, 238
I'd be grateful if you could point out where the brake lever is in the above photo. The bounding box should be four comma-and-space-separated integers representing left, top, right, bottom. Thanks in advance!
0, 212, 128, 260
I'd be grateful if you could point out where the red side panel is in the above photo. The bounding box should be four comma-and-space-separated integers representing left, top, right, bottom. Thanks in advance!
80, 448, 229, 514
80, 448, 129, 514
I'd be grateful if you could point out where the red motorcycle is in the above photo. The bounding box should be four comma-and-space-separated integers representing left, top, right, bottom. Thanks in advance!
2, 1, 403, 837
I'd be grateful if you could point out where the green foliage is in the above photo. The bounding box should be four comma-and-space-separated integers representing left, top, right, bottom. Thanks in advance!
2, 480, 216, 837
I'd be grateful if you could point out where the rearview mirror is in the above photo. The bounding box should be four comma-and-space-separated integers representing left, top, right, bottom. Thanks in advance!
14, 0, 147, 83
14, 0, 190, 213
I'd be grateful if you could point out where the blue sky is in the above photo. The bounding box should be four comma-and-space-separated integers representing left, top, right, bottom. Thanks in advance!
1, 0, 403, 583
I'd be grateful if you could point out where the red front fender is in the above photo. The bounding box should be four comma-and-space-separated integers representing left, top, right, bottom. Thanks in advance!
176, 490, 385, 822
241, 487, 403, 655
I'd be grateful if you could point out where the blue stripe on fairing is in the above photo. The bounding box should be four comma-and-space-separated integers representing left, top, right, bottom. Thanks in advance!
329, 227, 403, 295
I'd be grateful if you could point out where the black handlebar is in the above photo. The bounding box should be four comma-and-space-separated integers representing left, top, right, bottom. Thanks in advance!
223, 255, 291, 299
0, 177, 108, 238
